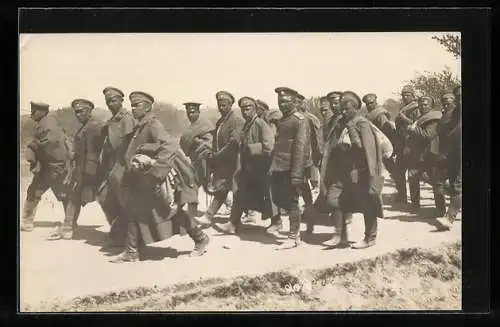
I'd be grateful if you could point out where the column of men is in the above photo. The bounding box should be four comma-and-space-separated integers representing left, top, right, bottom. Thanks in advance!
21, 84, 461, 262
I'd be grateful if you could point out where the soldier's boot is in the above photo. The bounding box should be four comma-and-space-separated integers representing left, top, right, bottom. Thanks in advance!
303, 205, 315, 234
352, 214, 377, 249
21, 200, 39, 232
409, 179, 421, 213
266, 215, 284, 237
323, 211, 349, 248
188, 227, 210, 257
241, 210, 259, 224
46, 225, 64, 241
276, 207, 301, 250
193, 213, 214, 228
214, 221, 239, 235
109, 250, 140, 263
434, 192, 447, 218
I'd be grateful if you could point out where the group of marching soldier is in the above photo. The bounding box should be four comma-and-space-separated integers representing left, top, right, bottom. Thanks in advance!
20, 84, 462, 263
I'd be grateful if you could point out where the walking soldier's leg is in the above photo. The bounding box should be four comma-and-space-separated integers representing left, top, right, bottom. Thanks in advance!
21, 174, 49, 232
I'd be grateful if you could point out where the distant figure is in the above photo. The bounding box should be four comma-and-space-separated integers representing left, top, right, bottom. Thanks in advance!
21, 102, 73, 233
96, 87, 136, 247
47, 99, 105, 240
196, 91, 244, 226
179, 102, 214, 220
215, 97, 276, 235
110, 91, 209, 263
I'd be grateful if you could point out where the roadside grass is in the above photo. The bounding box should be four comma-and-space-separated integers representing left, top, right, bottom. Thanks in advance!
24, 241, 461, 312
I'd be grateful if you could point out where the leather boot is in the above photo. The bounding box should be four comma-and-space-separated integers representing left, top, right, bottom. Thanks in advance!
188, 227, 210, 257
324, 211, 348, 248
21, 200, 38, 232
109, 250, 140, 263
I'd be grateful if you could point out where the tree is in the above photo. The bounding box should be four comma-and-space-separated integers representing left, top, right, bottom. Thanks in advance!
403, 66, 461, 109
432, 34, 461, 59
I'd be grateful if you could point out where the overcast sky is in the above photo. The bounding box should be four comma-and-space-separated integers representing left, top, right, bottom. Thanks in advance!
19, 32, 460, 114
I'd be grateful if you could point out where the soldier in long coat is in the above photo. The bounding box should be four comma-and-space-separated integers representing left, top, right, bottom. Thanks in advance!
21, 102, 73, 233
110, 91, 209, 263
393, 85, 421, 205
215, 97, 275, 234
48, 99, 105, 240
179, 102, 214, 219
197, 91, 244, 226
436, 87, 462, 230
321, 91, 385, 249
405, 96, 443, 214
96, 87, 136, 246
267, 87, 310, 249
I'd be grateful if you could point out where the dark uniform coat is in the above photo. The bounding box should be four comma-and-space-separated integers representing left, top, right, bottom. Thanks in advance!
405, 110, 443, 169
233, 115, 275, 215
179, 118, 214, 193
123, 112, 197, 245
96, 108, 136, 226
394, 101, 420, 156
211, 109, 244, 193
25, 115, 72, 202
318, 115, 385, 218
72, 117, 105, 205
303, 111, 323, 167
270, 110, 310, 209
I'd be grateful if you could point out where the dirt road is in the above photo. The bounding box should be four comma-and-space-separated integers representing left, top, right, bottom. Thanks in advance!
19, 174, 461, 311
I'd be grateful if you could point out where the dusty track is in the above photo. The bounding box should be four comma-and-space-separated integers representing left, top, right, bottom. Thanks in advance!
19, 172, 461, 311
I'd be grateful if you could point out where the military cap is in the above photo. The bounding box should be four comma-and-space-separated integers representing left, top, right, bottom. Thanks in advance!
341, 91, 362, 110
102, 87, 124, 99
30, 101, 50, 111
238, 96, 257, 107
362, 93, 377, 103
401, 85, 415, 95
71, 98, 95, 110
295, 93, 305, 101
215, 90, 235, 104
256, 99, 269, 111
129, 91, 155, 104
326, 91, 343, 100
182, 102, 202, 110
441, 92, 456, 101
275, 87, 298, 97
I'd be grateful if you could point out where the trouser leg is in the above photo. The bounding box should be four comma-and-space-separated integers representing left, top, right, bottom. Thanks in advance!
288, 192, 301, 237
63, 193, 81, 231
408, 168, 421, 208
394, 157, 408, 203
301, 182, 313, 206
22, 176, 49, 228
363, 212, 378, 242
447, 169, 462, 220
125, 221, 141, 254
206, 190, 229, 217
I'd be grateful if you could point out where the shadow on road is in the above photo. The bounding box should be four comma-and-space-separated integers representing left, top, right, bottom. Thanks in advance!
383, 208, 442, 229
141, 246, 191, 261
302, 232, 332, 245
212, 224, 283, 245
33, 221, 61, 228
